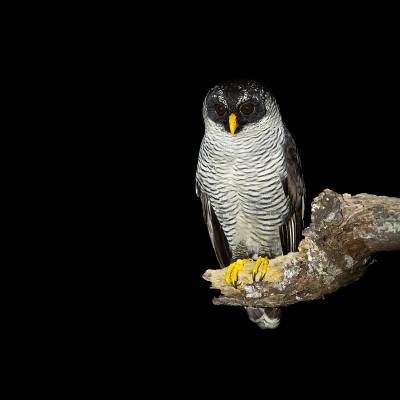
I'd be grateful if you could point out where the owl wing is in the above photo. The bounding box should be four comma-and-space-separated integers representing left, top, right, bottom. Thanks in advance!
196, 181, 232, 268
279, 128, 306, 254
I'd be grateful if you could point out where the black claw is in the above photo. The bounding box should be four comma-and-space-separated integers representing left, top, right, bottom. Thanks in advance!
233, 280, 242, 289
253, 268, 260, 282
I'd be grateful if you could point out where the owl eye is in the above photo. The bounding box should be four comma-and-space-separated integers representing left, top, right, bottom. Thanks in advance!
240, 102, 255, 115
214, 102, 227, 116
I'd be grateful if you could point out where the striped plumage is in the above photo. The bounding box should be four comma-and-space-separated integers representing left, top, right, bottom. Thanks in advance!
196, 81, 305, 329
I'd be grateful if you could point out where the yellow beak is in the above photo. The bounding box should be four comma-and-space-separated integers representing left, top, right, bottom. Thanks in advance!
229, 113, 238, 135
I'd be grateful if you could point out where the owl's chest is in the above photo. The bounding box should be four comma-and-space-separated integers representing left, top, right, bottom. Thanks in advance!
212, 154, 277, 196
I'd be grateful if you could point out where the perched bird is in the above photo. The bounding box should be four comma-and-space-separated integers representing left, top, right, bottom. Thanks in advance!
196, 80, 305, 329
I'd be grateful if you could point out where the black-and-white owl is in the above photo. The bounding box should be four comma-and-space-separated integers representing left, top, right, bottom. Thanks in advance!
196, 80, 305, 329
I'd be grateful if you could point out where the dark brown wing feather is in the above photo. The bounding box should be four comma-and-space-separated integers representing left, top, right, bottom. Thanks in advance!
196, 181, 232, 268
279, 127, 306, 254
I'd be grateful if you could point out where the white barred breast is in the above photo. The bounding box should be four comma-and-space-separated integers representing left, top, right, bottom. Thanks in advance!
196, 117, 291, 260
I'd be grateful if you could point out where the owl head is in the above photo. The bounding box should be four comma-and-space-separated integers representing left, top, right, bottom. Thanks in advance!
203, 80, 280, 135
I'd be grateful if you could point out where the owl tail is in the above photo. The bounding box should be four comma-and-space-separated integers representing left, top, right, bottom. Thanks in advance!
246, 307, 281, 329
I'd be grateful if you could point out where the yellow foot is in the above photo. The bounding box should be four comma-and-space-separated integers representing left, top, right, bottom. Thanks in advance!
252, 256, 269, 282
225, 259, 252, 288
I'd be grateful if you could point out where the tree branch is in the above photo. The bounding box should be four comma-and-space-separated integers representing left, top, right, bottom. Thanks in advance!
202, 189, 400, 308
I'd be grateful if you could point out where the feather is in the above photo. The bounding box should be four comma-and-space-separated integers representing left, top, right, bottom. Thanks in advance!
279, 127, 306, 254
196, 181, 232, 268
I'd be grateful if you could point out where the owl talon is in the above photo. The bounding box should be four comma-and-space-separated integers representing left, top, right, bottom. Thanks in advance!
225, 259, 251, 288
252, 257, 269, 282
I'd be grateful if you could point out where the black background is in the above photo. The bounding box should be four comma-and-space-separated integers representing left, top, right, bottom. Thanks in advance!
21, 10, 400, 394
